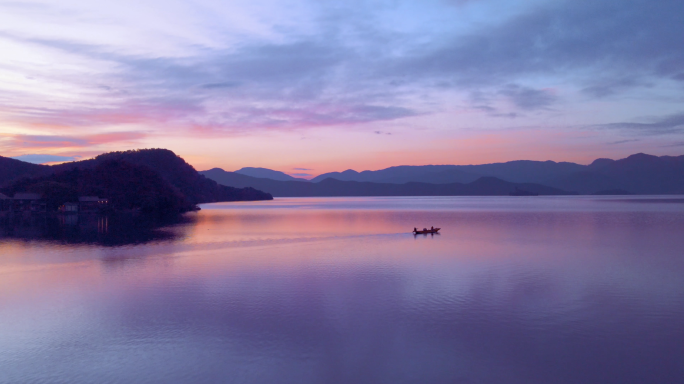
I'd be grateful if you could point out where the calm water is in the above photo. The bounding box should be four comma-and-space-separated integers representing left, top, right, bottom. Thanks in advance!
1, 196, 684, 384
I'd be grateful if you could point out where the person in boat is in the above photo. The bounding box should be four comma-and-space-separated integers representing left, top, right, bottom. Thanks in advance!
414, 227, 417, 232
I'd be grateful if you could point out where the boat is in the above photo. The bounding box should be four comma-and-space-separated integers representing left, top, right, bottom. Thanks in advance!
413, 228, 440, 234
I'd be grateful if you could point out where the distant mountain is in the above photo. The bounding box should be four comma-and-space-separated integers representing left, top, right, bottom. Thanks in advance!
381, 168, 481, 184
1, 149, 273, 212
0, 156, 50, 186
310, 169, 361, 183
459, 160, 586, 183
593, 189, 632, 195
7, 151, 683, 200
312, 161, 585, 185
543, 153, 684, 194
586, 153, 684, 194
545, 171, 620, 195
310, 165, 480, 184
201, 168, 574, 197
308, 153, 684, 195
235, 167, 308, 182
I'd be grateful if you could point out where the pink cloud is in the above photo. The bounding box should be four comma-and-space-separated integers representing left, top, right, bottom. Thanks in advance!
5, 132, 146, 150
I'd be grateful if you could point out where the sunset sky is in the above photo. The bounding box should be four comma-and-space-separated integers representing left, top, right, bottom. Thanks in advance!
1, 0, 683, 177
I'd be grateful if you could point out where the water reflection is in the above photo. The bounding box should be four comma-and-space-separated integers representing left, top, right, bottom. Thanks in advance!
0, 212, 193, 246
1, 197, 684, 384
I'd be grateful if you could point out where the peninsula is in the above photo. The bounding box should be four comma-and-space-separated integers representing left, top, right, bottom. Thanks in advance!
0, 149, 273, 214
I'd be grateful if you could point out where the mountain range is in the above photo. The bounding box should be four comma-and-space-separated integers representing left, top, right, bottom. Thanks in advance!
201, 153, 684, 196
234, 167, 308, 182
2, 151, 681, 202
199, 170, 574, 197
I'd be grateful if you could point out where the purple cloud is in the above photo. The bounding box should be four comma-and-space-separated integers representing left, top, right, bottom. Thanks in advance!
11, 154, 79, 164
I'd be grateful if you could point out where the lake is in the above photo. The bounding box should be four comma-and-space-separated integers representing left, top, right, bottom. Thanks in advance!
1, 196, 684, 383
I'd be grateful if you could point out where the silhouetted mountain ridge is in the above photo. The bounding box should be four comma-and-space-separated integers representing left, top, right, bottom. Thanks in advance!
310, 165, 481, 184
235, 167, 307, 181
50, 149, 273, 205
269, 153, 684, 195
200, 168, 575, 197
1, 149, 273, 212
5, 151, 682, 200
543, 153, 684, 194
4, 160, 195, 213
0, 157, 51, 186
310, 160, 586, 184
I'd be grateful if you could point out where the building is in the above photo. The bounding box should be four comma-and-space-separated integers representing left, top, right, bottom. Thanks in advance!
78, 196, 109, 212
59, 202, 79, 213
0, 192, 11, 212
12, 193, 46, 212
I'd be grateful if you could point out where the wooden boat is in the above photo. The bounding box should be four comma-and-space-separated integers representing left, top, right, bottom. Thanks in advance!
413, 228, 440, 234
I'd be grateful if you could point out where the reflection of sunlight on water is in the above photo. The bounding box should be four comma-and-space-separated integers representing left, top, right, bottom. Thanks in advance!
201, 195, 684, 212
1, 197, 684, 383
57, 214, 109, 234
0, 213, 192, 248
99, 216, 108, 233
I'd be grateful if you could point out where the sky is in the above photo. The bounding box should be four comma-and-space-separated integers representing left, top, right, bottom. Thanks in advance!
1, 0, 683, 177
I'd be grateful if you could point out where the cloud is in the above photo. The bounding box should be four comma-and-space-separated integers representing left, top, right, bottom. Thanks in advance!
293, 167, 313, 171
607, 139, 640, 145
395, 0, 684, 89
490, 112, 518, 118
290, 173, 312, 177
7, 132, 145, 149
202, 104, 417, 130
472, 105, 517, 118
582, 78, 647, 98
1, 0, 684, 145
12, 135, 88, 147
597, 113, 684, 135
21, 135, 84, 143
201, 82, 240, 89
0, 28, 421, 133
473, 105, 495, 113
11, 154, 79, 164
498, 85, 556, 110
660, 142, 684, 147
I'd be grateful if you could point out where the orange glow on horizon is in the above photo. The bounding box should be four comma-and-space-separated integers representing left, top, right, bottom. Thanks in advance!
3, 123, 680, 176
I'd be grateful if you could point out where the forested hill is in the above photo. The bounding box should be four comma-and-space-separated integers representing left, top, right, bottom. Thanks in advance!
48, 149, 270, 205
0, 156, 50, 186
3, 160, 196, 213
243, 153, 684, 195
201, 168, 575, 197
0, 149, 272, 213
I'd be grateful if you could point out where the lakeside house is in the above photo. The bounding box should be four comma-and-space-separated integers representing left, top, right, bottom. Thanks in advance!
0, 194, 108, 213
59, 202, 79, 213
78, 196, 109, 212
12, 193, 47, 212
58, 196, 110, 213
